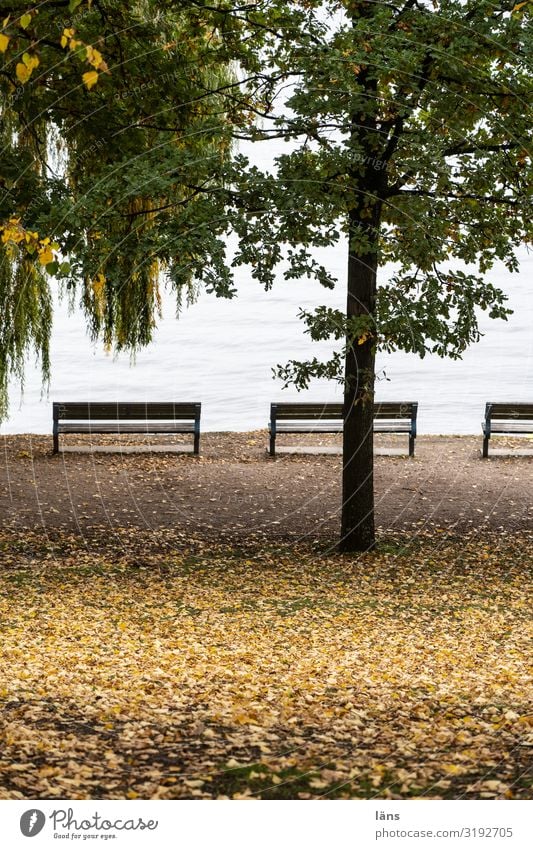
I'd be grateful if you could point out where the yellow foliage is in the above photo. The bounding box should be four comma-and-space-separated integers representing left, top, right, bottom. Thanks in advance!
0, 33, 9, 53
82, 70, 99, 90
91, 273, 107, 318
61, 28, 75, 48
37, 246, 53, 266
60, 28, 108, 83
15, 62, 31, 84
15, 52, 39, 83
0, 526, 530, 799
1, 220, 58, 271
85, 45, 106, 70
22, 52, 39, 71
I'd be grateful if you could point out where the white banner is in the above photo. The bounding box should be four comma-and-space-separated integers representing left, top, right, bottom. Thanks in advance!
1, 799, 531, 849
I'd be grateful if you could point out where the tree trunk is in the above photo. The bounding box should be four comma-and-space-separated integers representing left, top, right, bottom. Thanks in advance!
339, 204, 381, 553
339, 4, 383, 553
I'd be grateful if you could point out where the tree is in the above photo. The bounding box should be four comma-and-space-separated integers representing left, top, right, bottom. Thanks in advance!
1, 2, 531, 554
0, 0, 242, 417
225, 0, 532, 550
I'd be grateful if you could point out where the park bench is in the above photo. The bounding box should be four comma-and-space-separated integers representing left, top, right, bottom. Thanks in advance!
268, 401, 418, 457
482, 402, 533, 457
53, 402, 201, 454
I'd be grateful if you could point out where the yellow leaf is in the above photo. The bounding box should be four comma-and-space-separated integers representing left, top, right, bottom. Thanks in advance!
38, 766, 58, 778
82, 70, 99, 90
0, 33, 10, 53
86, 45, 103, 68
61, 28, 75, 48
16, 62, 31, 84
20, 13, 32, 29
309, 778, 329, 789
23, 52, 39, 71
38, 247, 54, 266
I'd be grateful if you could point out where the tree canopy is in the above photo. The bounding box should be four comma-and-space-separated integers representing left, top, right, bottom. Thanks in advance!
0, 0, 241, 417
229, 0, 531, 371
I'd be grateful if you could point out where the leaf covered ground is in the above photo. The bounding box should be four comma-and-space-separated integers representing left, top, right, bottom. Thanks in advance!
0, 528, 531, 800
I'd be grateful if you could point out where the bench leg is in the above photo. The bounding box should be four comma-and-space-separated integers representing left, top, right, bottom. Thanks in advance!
408, 435, 415, 457
482, 435, 489, 458
53, 432, 59, 455
193, 432, 200, 455
269, 432, 276, 458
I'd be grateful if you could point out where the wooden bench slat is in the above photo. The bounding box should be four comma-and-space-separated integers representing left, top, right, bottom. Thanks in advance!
486, 403, 533, 419
272, 402, 417, 419
276, 424, 344, 433
373, 423, 412, 432
273, 404, 344, 419
55, 402, 200, 420
485, 424, 533, 433
276, 422, 412, 433
58, 422, 196, 434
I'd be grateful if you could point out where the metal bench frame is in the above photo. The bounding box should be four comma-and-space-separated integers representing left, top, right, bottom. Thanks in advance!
269, 401, 418, 457
53, 402, 201, 454
482, 402, 533, 458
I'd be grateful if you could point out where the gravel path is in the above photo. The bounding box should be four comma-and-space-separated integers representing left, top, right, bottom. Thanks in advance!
1, 432, 532, 544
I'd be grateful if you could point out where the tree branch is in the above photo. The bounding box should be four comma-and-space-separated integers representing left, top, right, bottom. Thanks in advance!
395, 188, 521, 206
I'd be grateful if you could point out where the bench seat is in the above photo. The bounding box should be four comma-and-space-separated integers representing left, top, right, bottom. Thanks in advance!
275, 421, 412, 433
482, 422, 533, 434
57, 422, 195, 434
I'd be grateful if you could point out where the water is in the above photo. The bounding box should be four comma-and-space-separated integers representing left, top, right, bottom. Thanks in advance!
3, 242, 532, 436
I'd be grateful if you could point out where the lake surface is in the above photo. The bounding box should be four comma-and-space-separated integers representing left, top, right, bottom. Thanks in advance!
3, 243, 532, 436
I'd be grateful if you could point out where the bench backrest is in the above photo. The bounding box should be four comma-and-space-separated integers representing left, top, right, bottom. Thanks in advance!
271, 402, 417, 421
272, 403, 343, 420
485, 403, 533, 421
53, 402, 201, 422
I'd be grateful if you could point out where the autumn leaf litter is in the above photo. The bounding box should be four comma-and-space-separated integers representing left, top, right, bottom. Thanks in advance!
0, 528, 531, 799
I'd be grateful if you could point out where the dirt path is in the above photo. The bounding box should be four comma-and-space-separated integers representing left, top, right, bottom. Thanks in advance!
1, 432, 531, 545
